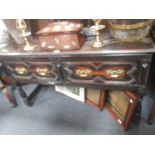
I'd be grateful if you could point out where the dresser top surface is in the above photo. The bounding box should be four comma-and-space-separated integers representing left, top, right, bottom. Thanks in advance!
0, 33, 155, 56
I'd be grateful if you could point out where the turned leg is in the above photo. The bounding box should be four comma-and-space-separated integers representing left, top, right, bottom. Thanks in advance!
0, 79, 17, 107
147, 100, 155, 125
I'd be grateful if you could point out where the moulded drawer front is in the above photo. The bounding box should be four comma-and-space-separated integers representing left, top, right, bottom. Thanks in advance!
62, 61, 147, 86
5, 62, 60, 82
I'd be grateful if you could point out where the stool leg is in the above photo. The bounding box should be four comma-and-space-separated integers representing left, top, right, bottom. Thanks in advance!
23, 85, 43, 106
16, 83, 43, 107
0, 80, 17, 107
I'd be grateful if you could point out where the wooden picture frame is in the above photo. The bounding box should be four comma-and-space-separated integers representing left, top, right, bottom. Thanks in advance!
85, 88, 106, 111
105, 90, 138, 131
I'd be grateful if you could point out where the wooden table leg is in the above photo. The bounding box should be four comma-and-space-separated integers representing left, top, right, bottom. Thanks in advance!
17, 83, 43, 107
147, 100, 155, 125
0, 79, 17, 107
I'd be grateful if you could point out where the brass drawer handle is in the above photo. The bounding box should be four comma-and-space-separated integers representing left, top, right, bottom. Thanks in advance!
75, 69, 92, 78
36, 67, 50, 76
106, 69, 125, 78
15, 66, 28, 75
75, 68, 125, 79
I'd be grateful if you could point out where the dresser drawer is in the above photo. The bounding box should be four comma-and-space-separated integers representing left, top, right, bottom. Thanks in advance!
4, 60, 60, 83
62, 59, 150, 88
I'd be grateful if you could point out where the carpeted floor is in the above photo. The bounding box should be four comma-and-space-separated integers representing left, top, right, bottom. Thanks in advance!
0, 84, 155, 135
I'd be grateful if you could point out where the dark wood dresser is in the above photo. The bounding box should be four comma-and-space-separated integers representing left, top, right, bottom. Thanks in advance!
1, 37, 154, 89
0, 34, 155, 130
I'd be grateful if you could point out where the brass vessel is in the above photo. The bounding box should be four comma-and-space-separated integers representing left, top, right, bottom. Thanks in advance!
16, 19, 37, 51
108, 19, 154, 42
91, 19, 105, 48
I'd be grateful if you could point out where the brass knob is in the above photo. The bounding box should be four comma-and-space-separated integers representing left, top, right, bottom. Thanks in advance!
75, 69, 92, 78
106, 69, 125, 78
36, 67, 50, 76
15, 66, 28, 75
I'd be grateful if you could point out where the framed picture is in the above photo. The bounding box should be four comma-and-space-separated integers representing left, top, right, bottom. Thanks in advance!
105, 90, 138, 131
55, 85, 85, 102
85, 88, 106, 111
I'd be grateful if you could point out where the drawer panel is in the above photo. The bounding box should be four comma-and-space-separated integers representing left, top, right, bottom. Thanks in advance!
5, 61, 60, 83
62, 60, 149, 86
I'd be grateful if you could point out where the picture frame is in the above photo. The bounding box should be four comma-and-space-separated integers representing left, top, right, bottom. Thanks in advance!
55, 85, 85, 102
85, 88, 106, 111
105, 90, 138, 131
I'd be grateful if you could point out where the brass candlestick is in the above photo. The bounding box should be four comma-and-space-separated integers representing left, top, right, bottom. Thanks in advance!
92, 19, 105, 48
16, 19, 36, 51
